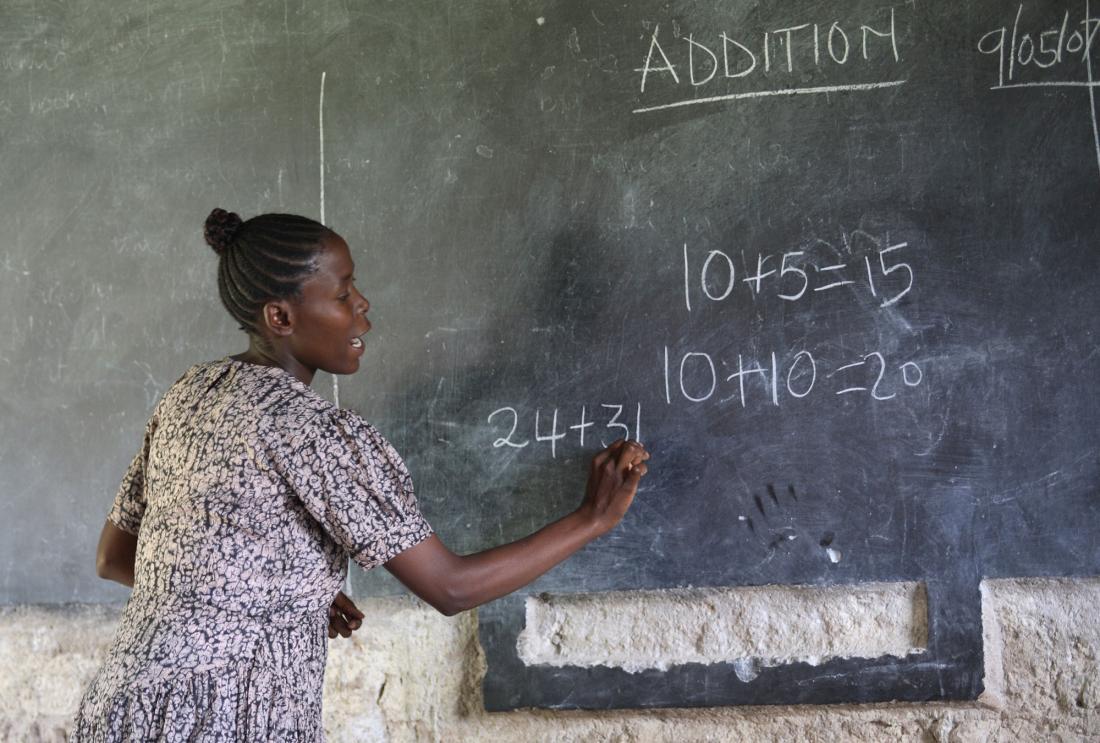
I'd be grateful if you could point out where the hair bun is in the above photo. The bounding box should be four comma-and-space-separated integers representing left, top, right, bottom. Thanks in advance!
204, 208, 243, 255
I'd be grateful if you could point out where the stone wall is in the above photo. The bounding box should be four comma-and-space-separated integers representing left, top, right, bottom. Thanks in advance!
3, 577, 1098, 742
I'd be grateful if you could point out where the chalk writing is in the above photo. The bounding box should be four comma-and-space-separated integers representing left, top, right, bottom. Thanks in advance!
682, 231, 914, 312
634, 8, 906, 113
484, 224, 923, 454
978, 3, 1100, 182
487, 404, 642, 457
663, 221, 925, 414
662, 345, 924, 408
978, 3, 1100, 89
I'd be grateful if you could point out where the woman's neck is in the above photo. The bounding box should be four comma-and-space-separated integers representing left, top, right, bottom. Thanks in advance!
230, 337, 315, 386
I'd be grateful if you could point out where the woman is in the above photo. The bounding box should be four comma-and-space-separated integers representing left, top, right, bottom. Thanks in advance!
71, 209, 650, 741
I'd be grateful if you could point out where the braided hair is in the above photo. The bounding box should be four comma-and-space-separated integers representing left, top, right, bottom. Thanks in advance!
203, 209, 332, 334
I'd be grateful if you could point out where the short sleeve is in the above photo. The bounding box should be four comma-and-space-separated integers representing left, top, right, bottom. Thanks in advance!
282, 408, 434, 570
107, 411, 158, 536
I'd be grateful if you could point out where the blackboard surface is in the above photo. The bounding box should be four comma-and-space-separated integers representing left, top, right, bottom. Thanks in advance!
2, 0, 1098, 710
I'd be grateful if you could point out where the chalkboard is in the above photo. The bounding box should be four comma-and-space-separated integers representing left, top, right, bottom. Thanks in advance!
2, 0, 1098, 711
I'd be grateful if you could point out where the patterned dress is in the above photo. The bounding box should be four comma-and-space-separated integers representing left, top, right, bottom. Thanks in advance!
70, 356, 434, 742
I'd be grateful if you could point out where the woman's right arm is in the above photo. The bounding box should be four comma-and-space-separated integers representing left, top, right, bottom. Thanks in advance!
383, 439, 649, 616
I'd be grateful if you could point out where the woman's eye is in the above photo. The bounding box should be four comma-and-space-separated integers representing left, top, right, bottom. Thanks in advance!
338, 293, 350, 301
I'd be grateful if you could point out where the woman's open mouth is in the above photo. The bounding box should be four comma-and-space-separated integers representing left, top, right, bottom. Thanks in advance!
350, 318, 371, 350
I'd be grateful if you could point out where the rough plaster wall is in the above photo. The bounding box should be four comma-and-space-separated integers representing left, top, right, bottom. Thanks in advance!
981, 579, 1100, 717
0, 604, 119, 742
2, 578, 1098, 742
517, 582, 927, 673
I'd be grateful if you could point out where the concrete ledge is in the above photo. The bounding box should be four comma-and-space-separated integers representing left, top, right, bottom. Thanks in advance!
517, 582, 928, 674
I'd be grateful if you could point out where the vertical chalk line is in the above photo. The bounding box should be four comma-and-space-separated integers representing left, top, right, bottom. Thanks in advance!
319, 70, 327, 226
319, 71, 351, 590
319, 71, 342, 410
1087, 0, 1100, 182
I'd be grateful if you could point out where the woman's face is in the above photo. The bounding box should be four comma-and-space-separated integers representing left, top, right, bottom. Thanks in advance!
285, 232, 372, 376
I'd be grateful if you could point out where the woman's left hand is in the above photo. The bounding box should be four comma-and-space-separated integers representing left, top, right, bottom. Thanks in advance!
328, 591, 364, 639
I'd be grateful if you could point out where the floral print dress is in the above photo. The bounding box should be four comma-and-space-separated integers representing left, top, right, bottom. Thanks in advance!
70, 357, 433, 742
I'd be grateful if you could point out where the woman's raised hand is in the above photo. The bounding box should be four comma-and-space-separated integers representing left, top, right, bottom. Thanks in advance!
382, 438, 652, 616
578, 439, 650, 535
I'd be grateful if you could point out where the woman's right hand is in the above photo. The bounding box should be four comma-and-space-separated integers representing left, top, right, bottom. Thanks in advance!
578, 439, 650, 535
384, 437, 652, 616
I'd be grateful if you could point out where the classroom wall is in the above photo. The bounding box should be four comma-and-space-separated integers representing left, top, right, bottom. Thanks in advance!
3, 0, 1099, 721
4, 576, 1097, 742
2, 1, 1099, 735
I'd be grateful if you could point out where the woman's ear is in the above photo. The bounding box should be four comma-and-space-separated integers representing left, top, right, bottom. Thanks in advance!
259, 300, 294, 337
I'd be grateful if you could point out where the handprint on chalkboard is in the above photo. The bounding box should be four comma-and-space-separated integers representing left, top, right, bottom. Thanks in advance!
740, 483, 838, 563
